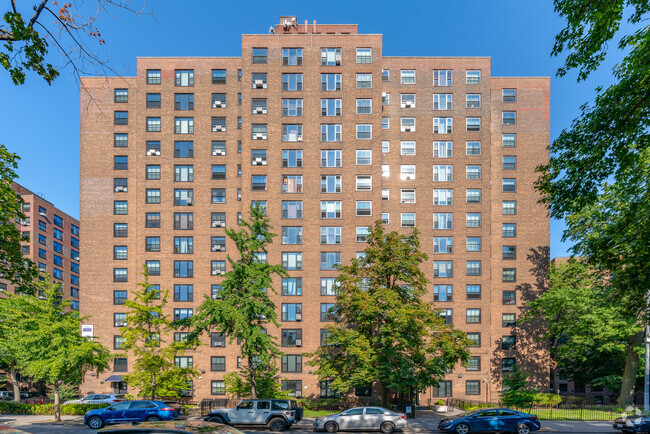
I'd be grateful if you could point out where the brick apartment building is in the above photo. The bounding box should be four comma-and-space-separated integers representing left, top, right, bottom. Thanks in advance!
80, 17, 550, 403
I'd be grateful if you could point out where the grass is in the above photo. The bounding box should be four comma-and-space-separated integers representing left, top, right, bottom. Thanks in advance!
528, 408, 625, 421
304, 409, 337, 418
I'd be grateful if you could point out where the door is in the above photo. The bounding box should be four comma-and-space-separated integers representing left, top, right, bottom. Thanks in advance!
231, 400, 255, 423
254, 401, 271, 424
103, 401, 133, 423
126, 401, 158, 422
499, 410, 519, 432
363, 408, 385, 429
472, 410, 501, 432
338, 408, 364, 430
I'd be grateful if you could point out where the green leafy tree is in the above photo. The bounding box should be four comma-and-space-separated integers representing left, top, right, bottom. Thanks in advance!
537, 0, 650, 406
0, 277, 110, 421
188, 205, 287, 399
0, 1, 149, 84
310, 221, 471, 406
120, 266, 198, 400
523, 259, 641, 401
501, 365, 538, 410
224, 364, 288, 399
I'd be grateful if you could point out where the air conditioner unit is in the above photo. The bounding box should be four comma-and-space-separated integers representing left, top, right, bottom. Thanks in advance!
295, 339, 302, 347
147, 149, 156, 156
254, 107, 266, 114
295, 391, 302, 398
214, 342, 225, 347
405, 174, 415, 180
115, 186, 125, 192
295, 313, 302, 321
212, 221, 219, 228
213, 125, 226, 132
38, 211, 47, 217
155, 150, 161, 156
213, 101, 224, 108
297, 136, 303, 141
405, 101, 413, 108
219, 221, 226, 227
186, 198, 193, 205
38, 267, 46, 272
402, 126, 413, 132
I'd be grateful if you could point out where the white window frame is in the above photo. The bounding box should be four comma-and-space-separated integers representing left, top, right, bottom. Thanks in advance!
433, 94, 453, 110
400, 70, 416, 84
400, 141, 416, 156
433, 165, 453, 182
356, 48, 372, 63
356, 175, 372, 191
466, 70, 481, 84
356, 99, 372, 114
401, 213, 416, 228
433, 141, 453, 158
433, 117, 453, 134
356, 150, 372, 166
400, 94, 416, 108
400, 165, 416, 180
401, 189, 416, 204
400, 117, 416, 132
356, 124, 372, 140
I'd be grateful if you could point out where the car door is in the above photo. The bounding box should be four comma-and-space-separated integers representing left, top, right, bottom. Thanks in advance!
231, 400, 255, 424
363, 407, 385, 429
103, 401, 133, 423
338, 408, 365, 430
472, 410, 500, 432
254, 401, 271, 424
127, 401, 158, 422
499, 410, 519, 432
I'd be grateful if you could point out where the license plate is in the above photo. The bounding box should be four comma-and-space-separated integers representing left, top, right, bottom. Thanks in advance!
616, 424, 623, 428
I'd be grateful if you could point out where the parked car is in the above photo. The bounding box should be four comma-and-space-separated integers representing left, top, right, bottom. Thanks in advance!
0, 391, 31, 401
65, 393, 125, 405
204, 399, 303, 431
613, 414, 650, 432
84, 400, 186, 429
98, 421, 243, 433
313, 407, 407, 433
438, 408, 541, 434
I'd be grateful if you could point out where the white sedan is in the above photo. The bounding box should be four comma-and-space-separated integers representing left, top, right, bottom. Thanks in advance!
314, 407, 407, 433
63, 394, 125, 405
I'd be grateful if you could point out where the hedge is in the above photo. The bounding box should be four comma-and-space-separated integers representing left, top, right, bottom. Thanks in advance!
0, 402, 109, 415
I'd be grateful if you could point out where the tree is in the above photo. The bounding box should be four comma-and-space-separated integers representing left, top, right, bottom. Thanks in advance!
0, 145, 38, 292
1, 277, 110, 421
536, 0, 650, 405
0, 1, 149, 85
309, 221, 471, 406
120, 266, 198, 400
500, 365, 538, 410
224, 364, 287, 399
188, 205, 288, 399
522, 259, 640, 397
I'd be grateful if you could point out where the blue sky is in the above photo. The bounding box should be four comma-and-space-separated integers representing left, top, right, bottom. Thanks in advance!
0, 0, 623, 259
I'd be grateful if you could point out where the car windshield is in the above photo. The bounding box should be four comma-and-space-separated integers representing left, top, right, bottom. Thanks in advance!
457, 409, 483, 417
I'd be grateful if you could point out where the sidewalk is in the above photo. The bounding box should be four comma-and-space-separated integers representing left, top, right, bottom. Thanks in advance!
0, 415, 84, 426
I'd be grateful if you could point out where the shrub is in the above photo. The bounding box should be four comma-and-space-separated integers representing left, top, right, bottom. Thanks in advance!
534, 393, 562, 406
434, 399, 446, 406
0, 402, 109, 415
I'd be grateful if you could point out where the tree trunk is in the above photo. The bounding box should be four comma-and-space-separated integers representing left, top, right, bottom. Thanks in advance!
248, 358, 257, 399
10, 364, 20, 402
53, 385, 61, 422
151, 372, 156, 401
380, 382, 389, 408
618, 330, 643, 407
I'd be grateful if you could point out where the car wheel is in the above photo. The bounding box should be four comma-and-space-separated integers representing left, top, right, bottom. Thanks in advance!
454, 423, 470, 434
146, 416, 162, 422
268, 417, 287, 431
324, 421, 339, 433
380, 421, 396, 433
516, 423, 531, 434
87, 416, 104, 429
209, 416, 225, 424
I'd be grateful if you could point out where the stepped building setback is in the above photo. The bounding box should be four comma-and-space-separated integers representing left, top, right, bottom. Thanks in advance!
80, 17, 550, 403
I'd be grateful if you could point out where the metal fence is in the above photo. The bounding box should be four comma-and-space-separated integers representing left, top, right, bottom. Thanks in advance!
444, 398, 628, 421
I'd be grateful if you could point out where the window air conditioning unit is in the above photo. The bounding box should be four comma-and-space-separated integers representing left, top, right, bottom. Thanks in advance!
213, 101, 224, 108
218, 221, 226, 227
212, 150, 223, 156
295, 391, 302, 398
405, 101, 413, 108
213, 125, 226, 132
297, 136, 303, 141
115, 186, 126, 192
402, 126, 413, 132
295, 339, 302, 347
186, 198, 193, 206
253, 133, 266, 140
38, 267, 46, 272
405, 174, 415, 180
38, 211, 47, 217
253, 157, 264, 165
295, 313, 302, 321
214, 342, 225, 347
254, 107, 266, 114
212, 221, 219, 228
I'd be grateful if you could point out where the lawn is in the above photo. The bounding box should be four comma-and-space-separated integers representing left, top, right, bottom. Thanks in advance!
528, 407, 625, 421
304, 409, 337, 418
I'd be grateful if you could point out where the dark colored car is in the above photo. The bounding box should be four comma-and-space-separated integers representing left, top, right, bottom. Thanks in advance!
84, 400, 186, 429
613, 414, 650, 432
98, 421, 243, 433
438, 408, 541, 434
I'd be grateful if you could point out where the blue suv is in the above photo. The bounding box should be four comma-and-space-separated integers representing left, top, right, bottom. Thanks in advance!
84, 400, 185, 429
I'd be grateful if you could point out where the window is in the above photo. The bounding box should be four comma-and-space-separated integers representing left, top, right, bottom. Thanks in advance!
211, 165, 226, 180
503, 178, 517, 192
466, 70, 481, 84
503, 313, 516, 327
466, 117, 481, 132
281, 303, 302, 321
175, 70, 194, 86
433, 165, 453, 182
502, 155, 517, 170
401, 189, 416, 204
53, 227, 64, 241
356, 73, 372, 89
114, 178, 128, 193
466, 237, 481, 252
503, 268, 517, 282
282, 48, 303, 65
211, 260, 226, 276
146, 117, 161, 132
320, 226, 342, 245
503, 111, 517, 125
174, 261, 193, 278
211, 69, 226, 84
282, 175, 303, 193
38, 248, 46, 259
320, 201, 341, 219
173, 309, 193, 321
433, 213, 453, 230
114, 111, 128, 125
174, 237, 194, 254
321, 303, 336, 321
211, 141, 226, 157
173, 165, 193, 182
174, 213, 193, 230
210, 188, 225, 204
114, 88, 128, 103
211, 381, 226, 395
114, 133, 128, 148
401, 70, 415, 84
114, 335, 126, 349
282, 252, 302, 270
466, 189, 481, 203
174, 284, 193, 302
467, 356, 481, 371
209, 332, 226, 348
252, 47, 267, 63
503, 246, 517, 260
382, 141, 390, 153
144, 165, 161, 180
433, 189, 453, 206
356, 124, 372, 139
433, 381, 452, 397
145, 189, 160, 204
321, 98, 341, 116
382, 189, 390, 200
321, 252, 341, 269
114, 223, 127, 237
466, 381, 480, 396
321, 124, 342, 142
282, 124, 303, 142
433, 69, 452, 86
502, 336, 516, 350
466, 261, 481, 276
503, 133, 516, 148
113, 289, 127, 304
172, 93, 194, 111
433, 141, 453, 158
320, 150, 341, 168
433, 117, 453, 134
356, 48, 372, 63
281, 227, 303, 245
355, 175, 372, 191
281, 277, 302, 296
145, 92, 161, 108
53, 241, 62, 253
466, 93, 481, 108
282, 98, 302, 116
466, 165, 481, 180
439, 308, 453, 325
114, 201, 127, 215
282, 73, 302, 91
433, 261, 453, 278
401, 213, 415, 228
503, 201, 517, 215
356, 99, 372, 114
320, 175, 341, 193
503, 223, 516, 237
353, 150, 371, 166
146, 141, 160, 156
382, 92, 390, 105
467, 333, 481, 347
434, 285, 452, 302
321, 48, 342, 65
281, 355, 302, 373
210, 356, 226, 372
502, 358, 516, 372
400, 141, 416, 156
146, 69, 161, 84
321, 73, 342, 91
145, 260, 160, 276
465, 285, 481, 301
320, 278, 338, 296
401, 93, 415, 108
145, 236, 160, 252
503, 89, 517, 102
433, 94, 452, 110
355, 201, 372, 217
434, 237, 453, 254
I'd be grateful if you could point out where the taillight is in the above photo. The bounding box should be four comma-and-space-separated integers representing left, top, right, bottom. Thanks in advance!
112, 399, 121, 402
161, 407, 176, 412
401, 415, 406, 419
286, 411, 294, 416
531, 416, 538, 419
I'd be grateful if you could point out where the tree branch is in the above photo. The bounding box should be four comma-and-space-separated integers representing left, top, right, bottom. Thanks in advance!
28, 0, 49, 30
10, 0, 17, 13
